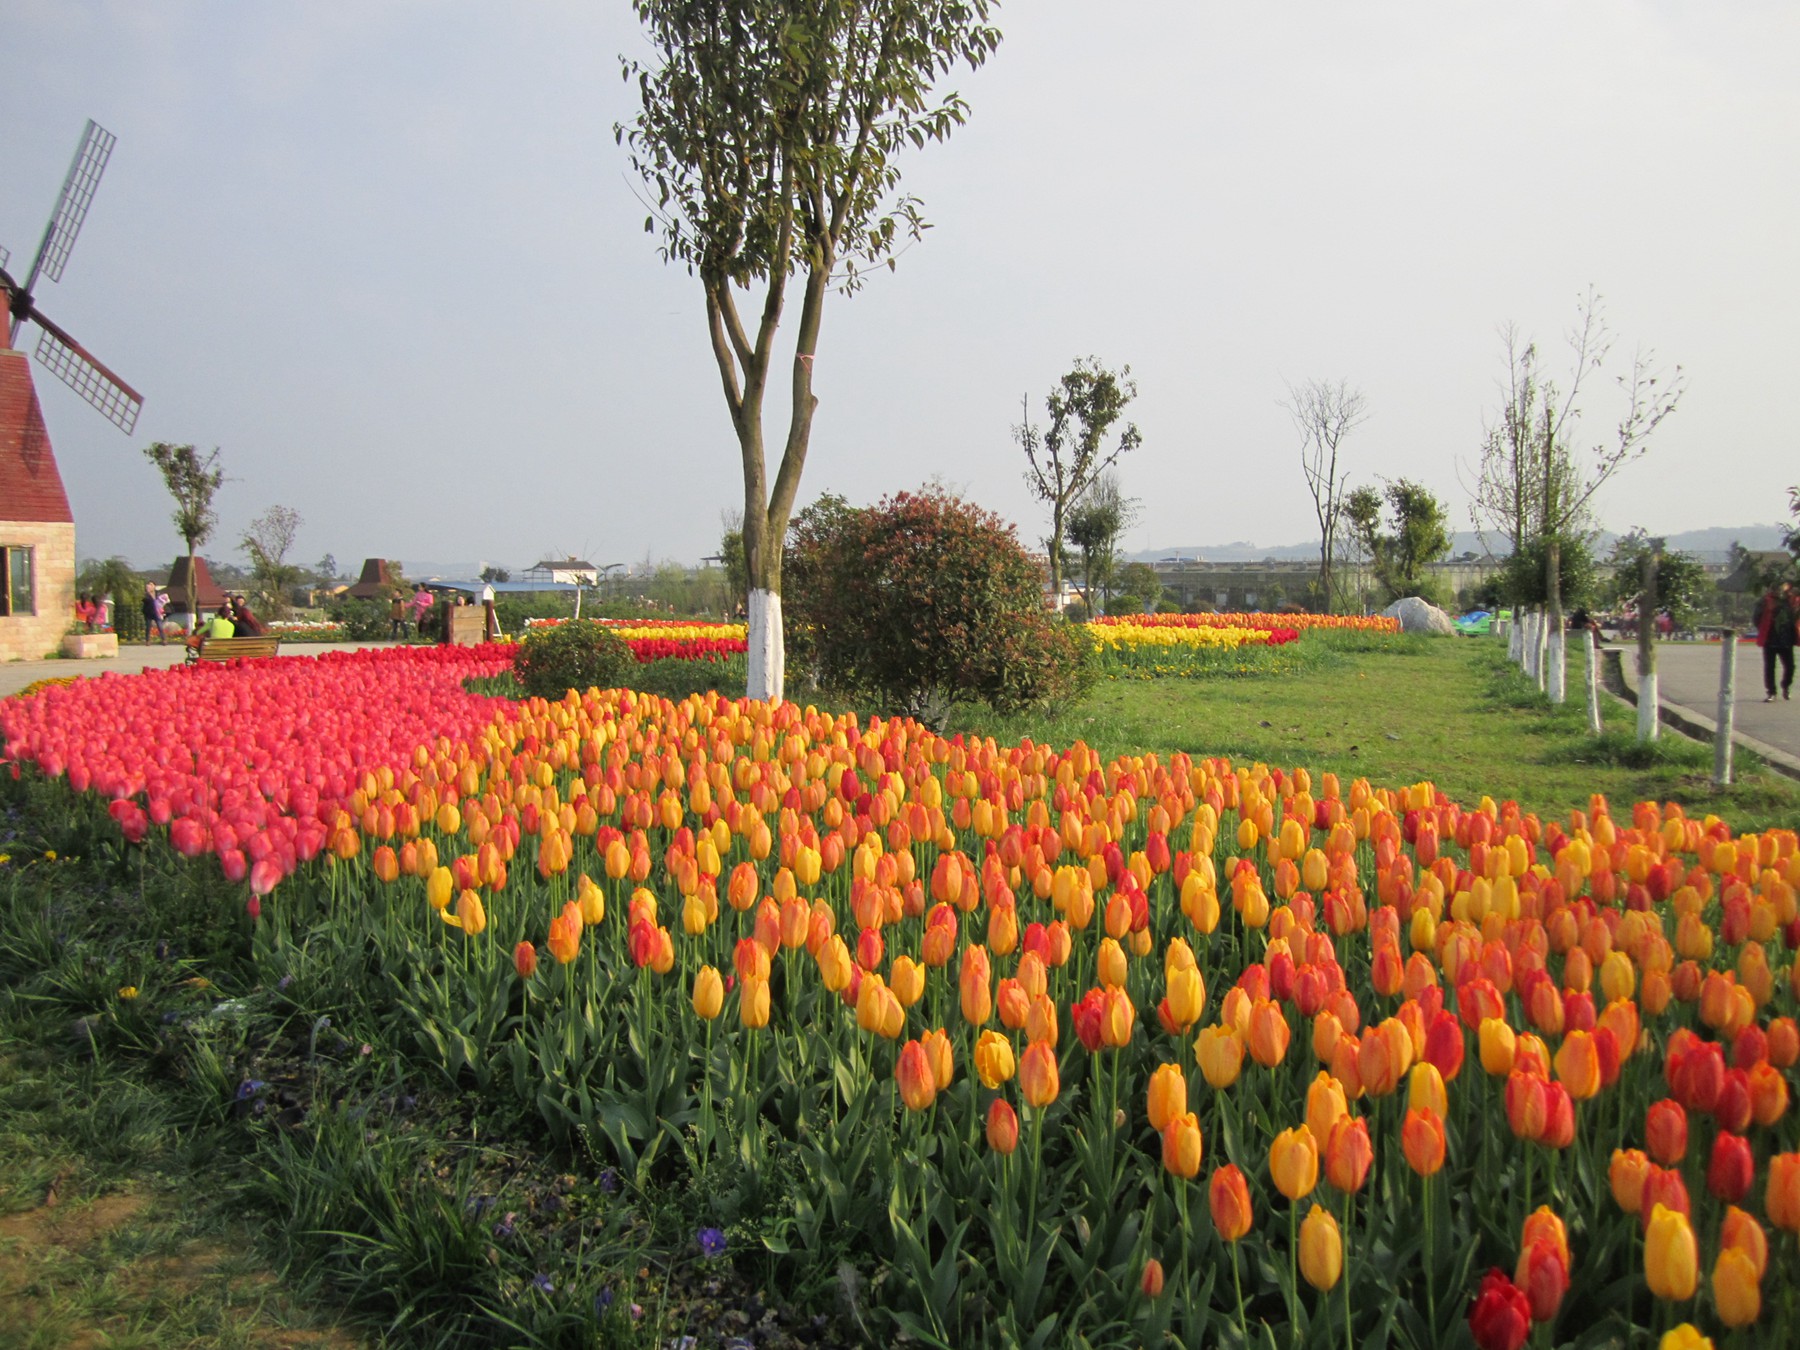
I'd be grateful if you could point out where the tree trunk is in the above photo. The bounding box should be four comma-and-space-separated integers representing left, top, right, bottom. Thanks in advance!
185, 546, 199, 635
1636, 548, 1659, 743
1048, 502, 1065, 612
1545, 537, 1566, 704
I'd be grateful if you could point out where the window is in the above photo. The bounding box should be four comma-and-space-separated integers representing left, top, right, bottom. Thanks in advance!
1, 545, 35, 617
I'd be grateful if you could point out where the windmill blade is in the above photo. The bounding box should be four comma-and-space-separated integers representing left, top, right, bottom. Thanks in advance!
31, 306, 142, 434
0, 245, 10, 272
25, 120, 116, 290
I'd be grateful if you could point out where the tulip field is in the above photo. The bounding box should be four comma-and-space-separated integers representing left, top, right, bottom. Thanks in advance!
3, 642, 1799, 1349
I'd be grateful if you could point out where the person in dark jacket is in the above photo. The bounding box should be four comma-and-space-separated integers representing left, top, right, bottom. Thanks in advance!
1755, 582, 1798, 702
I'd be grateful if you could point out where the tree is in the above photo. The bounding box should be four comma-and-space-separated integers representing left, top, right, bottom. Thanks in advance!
480, 565, 512, 584
1016, 358, 1142, 609
1065, 472, 1137, 616
77, 556, 145, 640
1281, 379, 1368, 612
143, 442, 225, 623
1606, 533, 1708, 631
1344, 479, 1452, 605
618, 2, 1002, 702
784, 486, 1092, 725
241, 505, 305, 618
314, 553, 339, 584
1471, 291, 1685, 698
1114, 562, 1162, 614
719, 510, 748, 617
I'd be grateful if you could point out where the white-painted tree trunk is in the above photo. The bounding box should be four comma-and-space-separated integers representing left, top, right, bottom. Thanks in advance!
1547, 628, 1566, 703
746, 588, 785, 703
1507, 613, 1521, 664
1585, 638, 1603, 735
1534, 614, 1549, 690
1637, 669, 1660, 742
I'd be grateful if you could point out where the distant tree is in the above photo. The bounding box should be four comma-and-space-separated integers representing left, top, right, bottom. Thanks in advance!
784, 486, 1091, 725
1471, 291, 1684, 696
142, 442, 225, 620
618, 1, 1002, 702
1605, 533, 1708, 631
241, 505, 305, 618
314, 553, 339, 584
1345, 479, 1452, 605
1114, 561, 1162, 614
480, 565, 512, 584
1016, 358, 1143, 610
77, 556, 145, 640
1784, 487, 1800, 564
1499, 535, 1597, 611
1281, 378, 1368, 613
719, 510, 748, 617
1066, 473, 1138, 616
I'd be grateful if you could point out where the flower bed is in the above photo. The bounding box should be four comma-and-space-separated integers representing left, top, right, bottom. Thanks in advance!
2, 647, 1796, 1347
1092, 613, 1402, 634
521, 617, 749, 663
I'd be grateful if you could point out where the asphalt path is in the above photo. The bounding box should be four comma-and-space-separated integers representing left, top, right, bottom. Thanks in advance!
1609, 639, 1800, 774
0, 640, 416, 700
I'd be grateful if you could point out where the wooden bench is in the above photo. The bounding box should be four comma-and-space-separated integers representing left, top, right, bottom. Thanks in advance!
185, 635, 282, 665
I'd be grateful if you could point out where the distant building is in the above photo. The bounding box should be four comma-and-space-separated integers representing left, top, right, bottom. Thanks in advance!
525, 556, 600, 587
349, 558, 405, 599
164, 556, 227, 615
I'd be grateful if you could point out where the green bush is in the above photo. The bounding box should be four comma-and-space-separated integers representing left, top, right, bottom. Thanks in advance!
514, 621, 633, 700
785, 486, 1095, 726
630, 654, 748, 701
329, 599, 390, 642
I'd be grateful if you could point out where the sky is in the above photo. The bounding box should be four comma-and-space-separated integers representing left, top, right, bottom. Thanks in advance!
4, 1, 1796, 577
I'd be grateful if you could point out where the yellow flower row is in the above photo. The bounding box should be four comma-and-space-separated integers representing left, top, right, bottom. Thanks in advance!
1088, 624, 1285, 652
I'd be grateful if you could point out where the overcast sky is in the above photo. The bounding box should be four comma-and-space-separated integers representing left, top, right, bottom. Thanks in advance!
5, 1, 1796, 576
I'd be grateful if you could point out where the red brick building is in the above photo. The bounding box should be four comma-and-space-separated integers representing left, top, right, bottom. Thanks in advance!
0, 343, 75, 661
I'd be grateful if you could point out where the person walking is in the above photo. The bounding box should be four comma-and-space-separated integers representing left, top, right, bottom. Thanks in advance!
1755, 581, 1798, 702
141, 582, 169, 645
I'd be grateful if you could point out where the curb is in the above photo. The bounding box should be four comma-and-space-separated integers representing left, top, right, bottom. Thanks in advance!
1601, 648, 1800, 783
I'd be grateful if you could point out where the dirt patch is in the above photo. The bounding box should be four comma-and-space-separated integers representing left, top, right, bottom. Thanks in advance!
0, 1181, 364, 1349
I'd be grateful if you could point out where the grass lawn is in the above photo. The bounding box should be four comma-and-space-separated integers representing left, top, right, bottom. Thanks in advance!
1, 630, 1795, 1347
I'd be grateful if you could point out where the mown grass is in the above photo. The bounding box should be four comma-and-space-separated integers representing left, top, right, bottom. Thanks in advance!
3, 631, 1797, 1348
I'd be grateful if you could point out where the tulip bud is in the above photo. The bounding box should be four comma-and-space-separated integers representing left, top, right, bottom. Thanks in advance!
692, 965, 724, 1020
1020, 1040, 1059, 1109
1140, 1257, 1165, 1298
1402, 1106, 1446, 1177
975, 1030, 1017, 1089
1298, 1204, 1342, 1290
1609, 1148, 1650, 1215
1712, 1246, 1760, 1328
1195, 1024, 1245, 1089
1644, 1203, 1698, 1301
1323, 1115, 1372, 1194
896, 1039, 937, 1112
986, 1098, 1019, 1155
1467, 1269, 1531, 1350
1269, 1126, 1319, 1202
1161, 1111, 1203, 1179
513, 941, 538, 980
1208, 1163, 1253, 1241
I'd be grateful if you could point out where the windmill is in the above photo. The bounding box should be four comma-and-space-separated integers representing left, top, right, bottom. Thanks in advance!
1, 119, 144, 433
0, 119, 141, 659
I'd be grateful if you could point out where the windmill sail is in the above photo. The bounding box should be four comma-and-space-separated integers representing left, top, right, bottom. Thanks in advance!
32, 120, 116, 287
31, 309, 142, 434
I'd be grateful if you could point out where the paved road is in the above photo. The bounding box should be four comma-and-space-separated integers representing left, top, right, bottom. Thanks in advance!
0, 641, 415, 700
1610, 639, 1800, 774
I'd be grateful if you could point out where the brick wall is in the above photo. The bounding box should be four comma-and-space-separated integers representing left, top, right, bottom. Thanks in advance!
0, 520, 76, 661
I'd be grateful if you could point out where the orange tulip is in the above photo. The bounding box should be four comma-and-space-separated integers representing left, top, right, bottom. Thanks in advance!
1147, 1063, 1188, 1133
1719, 1206, 1768, 1280
692, 965, 724, 1020
1299, 1204, 1342, 1290
959, 943, 993, 1026
1401, 1106, 1445, 1176
1020, 1040, 1060, 1109
986, 1098, 1020, 1155
1162, 1110, 1203, 1178
1248, 999, 1291, 1068
922, 1027, 954, 1091
1553, 1029, 1601, 1101
896, 1039, 937, 1111
512, 940, 538, 980
1712, 1246, 1760, 1328
1324, 1115, 1373, 1194
739, 974, 770, 1029
1270, 1126, 1319, 1202
1767, 1152, 1800, 1233
1609, 1148, 1651, 1215
1305, 1071, 1348, 1150
1208, 1163, 1253, 1241
547, 913, 580, 965
1196, 1024, 1245, 1089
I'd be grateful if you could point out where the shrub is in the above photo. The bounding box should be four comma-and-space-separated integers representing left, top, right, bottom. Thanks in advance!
329, 599, 390, 642
785, 486, 1094, 725
513, 621, 633, 700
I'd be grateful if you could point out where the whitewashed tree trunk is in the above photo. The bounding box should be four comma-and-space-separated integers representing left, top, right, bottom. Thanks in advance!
1547, 628, 1566, 703
746, 588, 785, 703
1585, 638, 1603, 735
1637, 669, 1660, 741
1508, 613, 1522, 664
